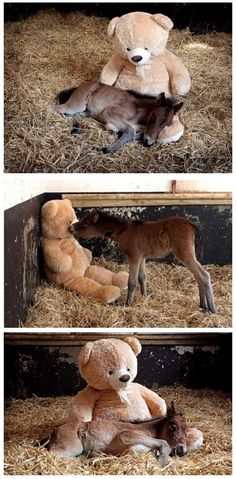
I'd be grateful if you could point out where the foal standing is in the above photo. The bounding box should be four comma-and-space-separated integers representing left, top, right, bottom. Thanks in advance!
54, 81, 183, 153
69, 212, 217, 313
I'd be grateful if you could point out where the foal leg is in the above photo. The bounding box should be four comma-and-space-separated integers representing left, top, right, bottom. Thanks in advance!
187, 259, 217, 314
117, 431, 171, 466
126, 256, 142, 306
138, 257, 147, 296
102, 127, 136, 154
97, 107, 136, 153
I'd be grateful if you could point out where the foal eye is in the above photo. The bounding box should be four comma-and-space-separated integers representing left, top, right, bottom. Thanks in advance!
169, 422, 178, 431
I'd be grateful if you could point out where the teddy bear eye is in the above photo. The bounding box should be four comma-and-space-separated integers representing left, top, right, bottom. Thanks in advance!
144, 48, 148, 50
109, 370, 113, 375
127, 48, 131, 51
127, 368, 130, 372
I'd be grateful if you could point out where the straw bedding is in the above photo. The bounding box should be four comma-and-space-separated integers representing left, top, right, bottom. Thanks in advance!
5, 9, 232, 173
25, 261, 231, 328
4, 386, 232, 475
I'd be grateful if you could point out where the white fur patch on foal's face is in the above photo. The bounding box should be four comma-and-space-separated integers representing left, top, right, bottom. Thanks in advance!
127, 48, 151, 66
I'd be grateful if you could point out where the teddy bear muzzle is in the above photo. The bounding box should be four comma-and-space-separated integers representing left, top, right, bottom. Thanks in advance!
127, 48, 151, 66
108, 369, 132, 390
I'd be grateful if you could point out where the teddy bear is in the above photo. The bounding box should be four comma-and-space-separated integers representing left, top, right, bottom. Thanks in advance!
41, 199, 128, 304
100, 11, 191, 144
49, 337, 203, 457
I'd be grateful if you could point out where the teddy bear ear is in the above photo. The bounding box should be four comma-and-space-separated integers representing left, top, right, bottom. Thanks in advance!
79, 342, 94, 366
107, 17, 120, 37
41, 200, 59, 220
123, 337, 142, 356
63, 199, 72, 206
152, 14, 173, 32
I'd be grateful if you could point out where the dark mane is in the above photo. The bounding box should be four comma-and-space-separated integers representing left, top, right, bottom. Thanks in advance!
124, 411, 184, 426
93, 211, 143, 226
127, 90, 156, 100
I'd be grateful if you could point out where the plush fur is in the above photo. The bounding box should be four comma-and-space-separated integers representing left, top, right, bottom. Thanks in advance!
100, 12, 191, 143
41, 199, 128, 304
50, 338, 203, 458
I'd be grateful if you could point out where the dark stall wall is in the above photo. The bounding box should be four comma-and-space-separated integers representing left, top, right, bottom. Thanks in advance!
4, 3, 232, 34
4, 335, 232, 399
4, 193, 61, 327
74, 205, 232, 266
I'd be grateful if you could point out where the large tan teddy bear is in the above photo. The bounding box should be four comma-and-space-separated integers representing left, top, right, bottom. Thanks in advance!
50, 337, 203, 457
41, 199, 128, 304
100, 11, 191, 144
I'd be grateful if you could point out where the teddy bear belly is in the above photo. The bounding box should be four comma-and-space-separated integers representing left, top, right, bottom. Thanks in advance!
115, 62, 171, 97
92, 393, 152, 421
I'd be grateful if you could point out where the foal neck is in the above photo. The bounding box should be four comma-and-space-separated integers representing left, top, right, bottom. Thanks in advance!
97, 213, 128, 238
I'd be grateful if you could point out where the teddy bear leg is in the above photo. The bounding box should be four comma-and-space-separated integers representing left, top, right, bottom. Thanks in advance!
157, 115, 184, 144
186, 427, 203, 452
49, 422, 83, 458
85, 266, 128, 291
65, 276, 121, 304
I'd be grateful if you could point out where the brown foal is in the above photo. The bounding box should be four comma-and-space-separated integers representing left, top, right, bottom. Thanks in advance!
54, 81, 183, 153
49, 402, 187, 465
69, 212, 217, 313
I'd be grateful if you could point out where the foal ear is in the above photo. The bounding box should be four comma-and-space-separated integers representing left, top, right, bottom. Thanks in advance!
87, 212, 100, 224
167, 401, 176, 417
173, 102, 184, 114
156, 92, 166, 105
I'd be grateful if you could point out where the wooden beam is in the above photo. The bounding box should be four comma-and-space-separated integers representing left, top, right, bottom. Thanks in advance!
4, 333, 227, 346
62, 192, 232, 207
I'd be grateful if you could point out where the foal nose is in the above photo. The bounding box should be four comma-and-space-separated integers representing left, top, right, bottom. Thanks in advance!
176, 445, 186, 457
131, 55, 143, 63
119, 374, 130, 383
69, 224, 76, 234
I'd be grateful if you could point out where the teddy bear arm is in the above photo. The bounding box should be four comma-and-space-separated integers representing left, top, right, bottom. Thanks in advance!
100, 54, 125, 85
69, 387, 100, 422
43, 242, 72, 274
137, 384, 167, 416
161, 50, 191, 95
83, 247, 93, 263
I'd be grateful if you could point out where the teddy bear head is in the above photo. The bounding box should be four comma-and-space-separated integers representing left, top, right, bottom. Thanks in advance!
107, 11, 173, 66
78, 337, 142, 392
41, 199, 77, 240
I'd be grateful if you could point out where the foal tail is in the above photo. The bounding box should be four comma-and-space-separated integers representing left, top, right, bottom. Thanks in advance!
192, 223, 203, 262
56, 87, 77, 104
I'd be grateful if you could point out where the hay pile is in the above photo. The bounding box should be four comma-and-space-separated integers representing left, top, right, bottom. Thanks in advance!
25, 261, 231, 328
5, 9, 232, 173
4, 386, 232, 475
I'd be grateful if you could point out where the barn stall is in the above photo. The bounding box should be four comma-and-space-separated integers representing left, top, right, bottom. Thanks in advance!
4, 332, 232, 475
4, 177, 232, 329
4, 3, 232, 173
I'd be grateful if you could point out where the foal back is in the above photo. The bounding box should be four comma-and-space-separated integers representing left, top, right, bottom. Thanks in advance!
120, 217, 196, 264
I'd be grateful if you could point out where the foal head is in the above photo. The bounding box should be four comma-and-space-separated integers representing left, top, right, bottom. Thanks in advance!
160, 402, 188, 457
143, 93, 183, 146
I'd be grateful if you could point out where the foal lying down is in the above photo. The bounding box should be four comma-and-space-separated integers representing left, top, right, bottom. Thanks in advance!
70, 212, 217, 313
49, 402, 187, 466
54, 81, 183, 153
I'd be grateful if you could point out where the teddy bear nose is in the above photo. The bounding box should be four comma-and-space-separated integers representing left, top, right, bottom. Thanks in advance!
131, 55, 143, 63
119, 374, 130, 382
